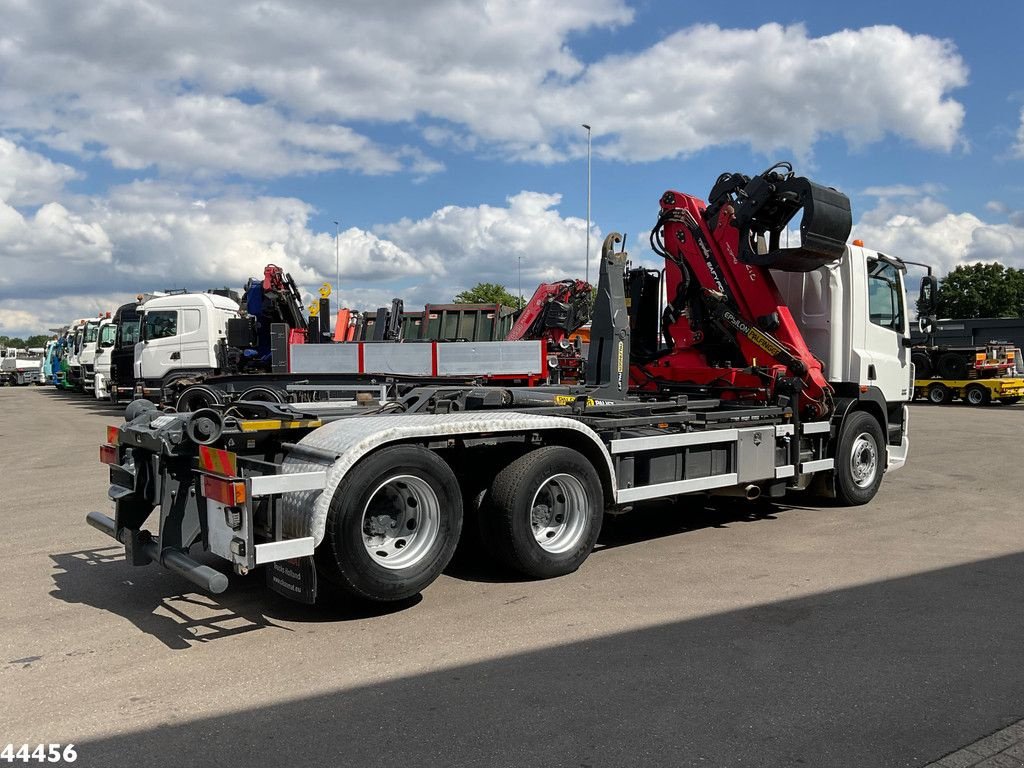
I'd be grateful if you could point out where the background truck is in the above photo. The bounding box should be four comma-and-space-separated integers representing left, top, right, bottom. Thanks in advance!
93, 316, 118, 399
0, 348, 43, 385
80, 313, 111, 395
912, 343, 1023, 405
87, 163, 913, 606
132, 268, 313, 408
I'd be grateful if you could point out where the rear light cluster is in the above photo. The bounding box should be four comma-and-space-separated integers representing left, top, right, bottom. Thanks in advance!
100, 425, 120, 465
201, 475, 247, 506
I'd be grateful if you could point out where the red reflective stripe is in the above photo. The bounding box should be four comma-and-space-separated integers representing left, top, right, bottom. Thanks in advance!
199, 445, 237, 476
357, 343, 365, 374
431, 342, 438, 376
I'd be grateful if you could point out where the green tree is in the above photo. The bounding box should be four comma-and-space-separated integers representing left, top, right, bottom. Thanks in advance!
24, 334, 51, 348
935, 263, 1024, 319
454, 282, 521, 307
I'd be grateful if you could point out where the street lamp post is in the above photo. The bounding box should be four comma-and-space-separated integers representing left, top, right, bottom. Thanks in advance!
582, 123, 591, 285
333, 220, 340, 294
517, 255, 522, 309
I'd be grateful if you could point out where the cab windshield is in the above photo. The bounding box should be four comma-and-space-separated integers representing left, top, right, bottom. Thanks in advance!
84, 322, 100, 343
100, 324, 117, 346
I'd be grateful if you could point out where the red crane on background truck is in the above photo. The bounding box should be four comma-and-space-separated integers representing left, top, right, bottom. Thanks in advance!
87, 163, 914, 607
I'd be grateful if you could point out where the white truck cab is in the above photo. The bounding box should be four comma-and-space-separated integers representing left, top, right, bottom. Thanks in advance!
774, 241, 911, 468
134, 293, 242, 401
79, 315, 107, 393
65, 318, 89, 388
93, 316, 117, 399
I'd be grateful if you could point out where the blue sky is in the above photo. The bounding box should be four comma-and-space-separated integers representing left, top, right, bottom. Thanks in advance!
1, 0, 1023, 336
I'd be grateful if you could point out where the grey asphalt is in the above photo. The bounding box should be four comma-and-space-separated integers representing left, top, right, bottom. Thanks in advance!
1, 386, 1022, 768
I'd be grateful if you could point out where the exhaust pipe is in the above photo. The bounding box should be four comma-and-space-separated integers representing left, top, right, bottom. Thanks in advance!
710, 483, 762, 500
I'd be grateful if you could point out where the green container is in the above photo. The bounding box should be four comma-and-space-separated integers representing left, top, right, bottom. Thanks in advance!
420, 304, 514, 342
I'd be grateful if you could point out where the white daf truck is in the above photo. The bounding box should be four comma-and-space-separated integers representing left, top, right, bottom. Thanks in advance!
87, 165, 916, 607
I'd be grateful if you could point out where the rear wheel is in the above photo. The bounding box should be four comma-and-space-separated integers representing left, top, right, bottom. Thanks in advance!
175, 384, 224, 412
911, 351, 932, 380
834, 410, 885, 506
927, 384, 951, 405
318, 445, 462, 602
964, 384, 990, 406
937, 352, 968, 380
239, 385, 285, 403
483, 446, 603, 579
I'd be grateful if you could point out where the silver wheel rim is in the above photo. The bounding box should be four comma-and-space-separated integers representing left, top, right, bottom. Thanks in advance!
530, 473, 589, 554
362, 475, 440, 570
967, 388, 983, 404
849, 433, 879, 489
929, 387, 944, 403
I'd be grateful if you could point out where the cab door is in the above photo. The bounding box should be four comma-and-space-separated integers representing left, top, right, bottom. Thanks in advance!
864, 257, 911, 401
136, 309, 181, 381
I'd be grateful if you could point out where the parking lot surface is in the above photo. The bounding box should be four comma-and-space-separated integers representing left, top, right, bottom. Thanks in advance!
1, 387, 1022, 767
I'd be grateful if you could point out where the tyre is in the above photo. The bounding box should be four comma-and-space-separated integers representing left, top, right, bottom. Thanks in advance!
175, 384, 223, 412
239, 385, 285, 403
911, 351, 932, 380
927, 384, 951, 405
318, 445, 463, 602
483, 446, 603, 579
998, 396, 1021, 405
963, 385, 990, 406
937, 352, 968, 380
834, 410, 885, 506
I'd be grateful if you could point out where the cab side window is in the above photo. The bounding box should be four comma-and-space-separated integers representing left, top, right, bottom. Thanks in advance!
144, 311, 178, 340
867, 258, 904, 331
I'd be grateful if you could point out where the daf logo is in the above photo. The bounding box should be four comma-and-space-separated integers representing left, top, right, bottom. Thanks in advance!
753, 431, 762, 446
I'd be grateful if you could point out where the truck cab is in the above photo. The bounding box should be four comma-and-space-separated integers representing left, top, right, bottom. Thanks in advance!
80, 316, 107, 393
773, 242, 911, 466
93, 317, 118, 399
134, 293, 242, 401
64, 319, 88, 390
109, 302, 142, 403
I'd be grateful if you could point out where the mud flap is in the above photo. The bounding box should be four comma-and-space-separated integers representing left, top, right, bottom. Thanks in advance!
266, 556, 318, 604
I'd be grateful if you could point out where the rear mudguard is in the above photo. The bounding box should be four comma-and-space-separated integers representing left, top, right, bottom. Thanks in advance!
280, 412, 612, 546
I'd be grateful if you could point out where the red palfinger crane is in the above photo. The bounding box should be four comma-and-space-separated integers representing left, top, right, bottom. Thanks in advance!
632, 162, 853, 419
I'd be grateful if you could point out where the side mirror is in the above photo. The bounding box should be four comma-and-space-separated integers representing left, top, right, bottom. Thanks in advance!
918, 316, 934, 334
917, 275, 939, 316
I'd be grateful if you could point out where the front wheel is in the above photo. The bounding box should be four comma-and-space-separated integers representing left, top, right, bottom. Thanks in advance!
483, 446, 603, 579
834, 410, 885, 506
318, 445, 463, 602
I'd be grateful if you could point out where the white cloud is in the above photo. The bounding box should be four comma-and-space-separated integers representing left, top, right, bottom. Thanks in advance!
854, 197, 1024, 276
0, 6, 966, 176
553, 24, 966, 163
0, 137, 591, 335
1014, 107, 1024, 158
378, 191, 595, 289
0, 138, 81, 206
